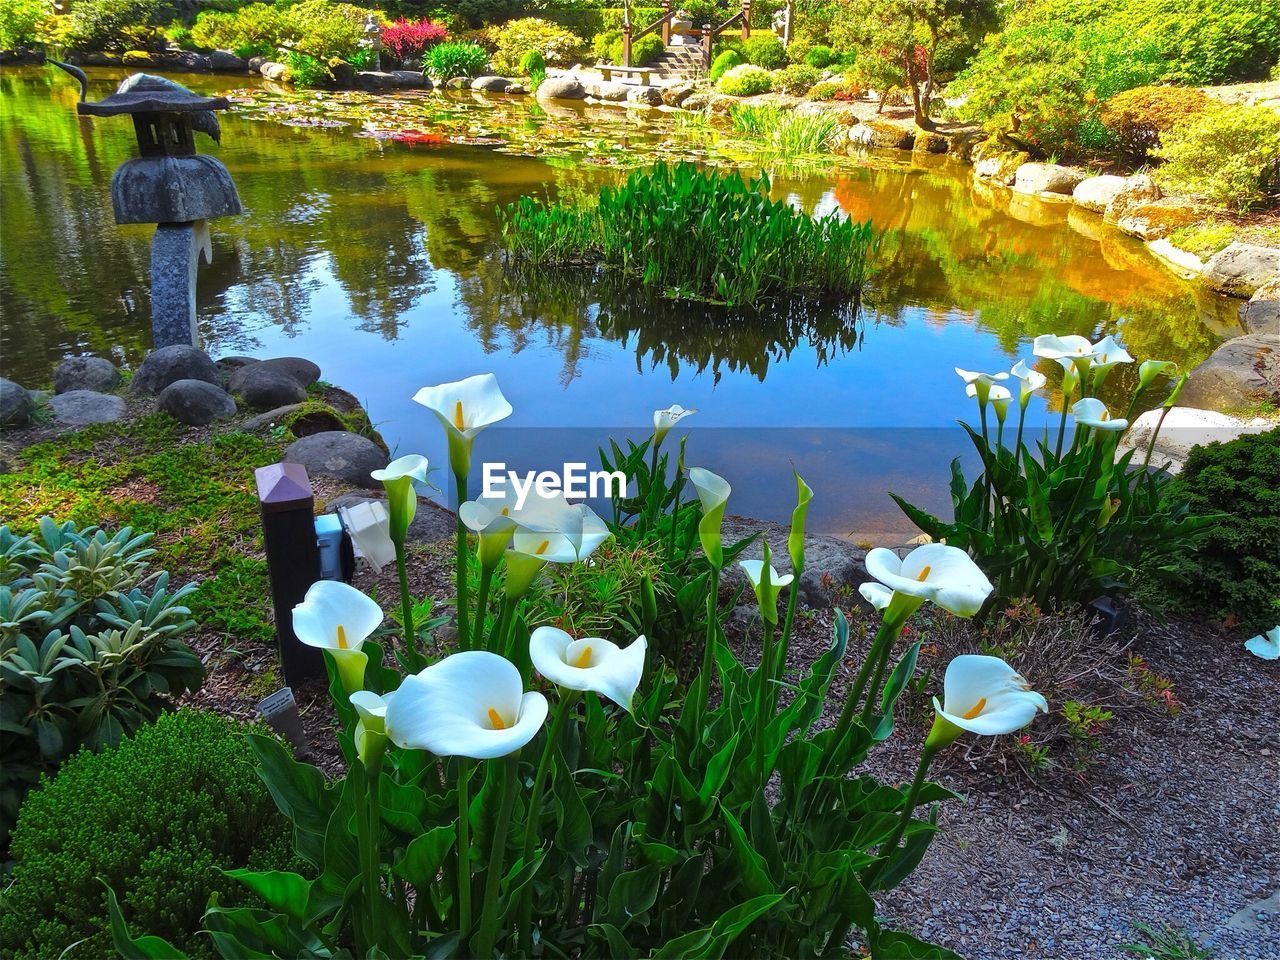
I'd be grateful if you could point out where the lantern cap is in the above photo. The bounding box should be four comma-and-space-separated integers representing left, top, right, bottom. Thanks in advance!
76, 74, 229, 116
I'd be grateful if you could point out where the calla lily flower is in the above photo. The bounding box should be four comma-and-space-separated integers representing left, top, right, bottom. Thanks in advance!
739, 557, 794, 624
510, 502, 610, 565
412, 374, 513, 479
1244, 626, 1280, 661
955, 367, 1010, 406
370, 455, 430, 544
859, 581, 893, 611
460, 491, 523, 570
529, 626, 647, 711
1090, 335, 1133, 373
1138, 359, 1177, 391
925, 654, 1048, 748
689, 467, 731, 569
864, 543, 994, 618
1033, 333, 1097, 367
967, 383, 1012, 423
385, 650, 548, 759
350, 689, 390, 765
293, 580, 385, 694
1009, 360, 1047, 408
1072, 397, 1128, 431
653, 404, 697, 448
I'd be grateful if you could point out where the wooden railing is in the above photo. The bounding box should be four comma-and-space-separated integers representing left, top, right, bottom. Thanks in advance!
621, 1, 753, 71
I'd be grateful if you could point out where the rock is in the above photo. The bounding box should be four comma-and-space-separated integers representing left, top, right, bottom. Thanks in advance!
248, 56, 267, 71
708, 95, 736, 115
682, 93, 713, 112
471, 75, 510, 92
913, 131, 950, 154
156, 379, 236, 426
324, 492, 455, 543
1242, 277, 1280, 336
356, 71, 400, 90
214, 355, 259, 382
242, 403, 345, 436
390, 70, 431, 88
535, 76, 586, 101
130, 345, 221, 395
0, 378, 33, 427
1013, 162, 1086, 196
328, 62, 356, 88
228, 357, 321, 393
260, 61, 288, 81
627, 85, 663, 107
1103, 174, 1160, 222
849, 119, 915, 150
48, 390, 126, 426
587, 79, 627, 101
54, 356, 120, 394
1072, 175, 1128, 213
661, 82, 695, 107
1202, 243, 1280, 298
171, 51, 212, 72
445, 77, 468, 89
1180, 334, 1280, 411
1121, 406, 1275, 472
1147, 238, 1204, 279
972, 144, 1029, 186
236, 366, 308, 410
949, 128, 988, 162
718, 516, 868, 610
284, 431, 388, 487
1111, 199, 1203, 241
209, 50, 249, 72
505, 83, 527, 95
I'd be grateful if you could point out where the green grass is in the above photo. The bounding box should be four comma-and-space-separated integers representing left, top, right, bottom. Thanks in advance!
1121, 922, 1214, 960
728, 103, 844, 155
1169, 218, 1280, 259
500, 162, 878, 308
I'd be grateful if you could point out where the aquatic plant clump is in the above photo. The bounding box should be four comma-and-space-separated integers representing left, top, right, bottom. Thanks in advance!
499, 162, 877, 308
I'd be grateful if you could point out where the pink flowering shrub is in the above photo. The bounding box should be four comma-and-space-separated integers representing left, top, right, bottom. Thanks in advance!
382, 18, 448, 62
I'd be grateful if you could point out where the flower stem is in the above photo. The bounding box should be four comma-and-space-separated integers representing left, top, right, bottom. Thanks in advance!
473, 564, 493, 649
1054, 394, 1071, 460
864, 744, 937, 889
1142, 404, 1173, 470
773, 581, 800, 710
394, 539, 415, 654
454, 469, 470, 651
474, 756, 519, 957
755, 614, 775, 790
456, 759, 473, 938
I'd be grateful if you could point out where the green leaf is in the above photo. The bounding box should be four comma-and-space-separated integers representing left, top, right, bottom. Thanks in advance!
553, 747, 593, 867
224, 870, 311, 921
720, 808, 776, 898
649, 894, 783, 959
103, 883, 189, 959
246, 733, 333, 868
873, 640, 922, 741
392, 824, 456, 890
876, 930, 965, 959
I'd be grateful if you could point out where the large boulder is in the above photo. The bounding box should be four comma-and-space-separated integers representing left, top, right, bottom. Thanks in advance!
661, 81, 695, 107
585, 79, 628, 101
971, 144, 1029, 186
471, 75, 510, 92
236, 366, 308, 410
1071, 175, 1128, 213
627, 85, 664, 107
912, 131, 950, 154
849, 119, 915, 150
1110, 199, 1203, 241
1179, 334, 1280, 411
718, 516, 869, 610
535, 76, 586, 101
356, 71, 401, 90
391, 70, 431, 88
48, 390, 126, 426
157, 379, 237, 426
1121, 406, 1275, 472
1103, 174, 1160, 222
1202, 243, 1280, 298
0, 378, 33, 427
260, 61, 288, 81
1013, 162, 1086, 196
682, 93, 713, 112
228, 357, 320, 394
130, 345, 221, 395
284, 431, 388, 487
209, 50, 248, 71
54, 356, 120, 394
1242, 277, 1280, 336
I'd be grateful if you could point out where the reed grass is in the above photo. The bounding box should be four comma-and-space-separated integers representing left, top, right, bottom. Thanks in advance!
499, 162, 877, 308
728, 103, 844, 155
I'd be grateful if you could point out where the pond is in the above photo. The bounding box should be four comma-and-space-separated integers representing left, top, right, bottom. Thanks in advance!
0, 66, 1243, 538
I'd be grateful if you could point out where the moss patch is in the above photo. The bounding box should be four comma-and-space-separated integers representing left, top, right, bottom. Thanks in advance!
1169, 218, 1280, 259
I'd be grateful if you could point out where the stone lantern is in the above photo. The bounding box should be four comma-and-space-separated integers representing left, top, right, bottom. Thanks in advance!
71, 70, 243, 350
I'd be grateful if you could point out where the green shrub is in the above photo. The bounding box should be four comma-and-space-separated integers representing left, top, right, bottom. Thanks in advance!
717, 63, 774, 96
804, 44, 835, 68
1152, 104, 1280, 211
743, 32, 785, 69
0, 709, 294, 959
491, 16, 588, 75
0, 519, 204, 843
0, 0, 47, 50
500, 161, 877, 308
591, 27, 621, 62
709, 47, 743, 81
63, 0, 168, 51
775, 62, 821, 94
807, 78, 843, 100
190, 4, 286, 55
628, 32, 665, 67
519, 47, 546, 77
1099, 85, 1214, 160
284, 0, 367, 60
1153, 428, 1280, 634
425, 39, 489, 79
285, 50, 331, 86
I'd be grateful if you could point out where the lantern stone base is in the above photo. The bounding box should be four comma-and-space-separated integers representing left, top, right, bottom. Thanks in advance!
151, 220, 211, 349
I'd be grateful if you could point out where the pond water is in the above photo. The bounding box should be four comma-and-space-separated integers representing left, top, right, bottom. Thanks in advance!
0, 66, 1243, 538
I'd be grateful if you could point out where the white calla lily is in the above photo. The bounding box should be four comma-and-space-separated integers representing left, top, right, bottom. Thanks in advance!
460, 490, 523, 570
955, 367, 1009, 406
385, 651, 548, 759
292, 580, 385, 694
412, 374, 513, 479
864, 543, 994, 618
1033, 333, 1098, 366
653, 404, 697, 448
510, 502, 609, 564
926, 654, 1048, 748
529, 626, 647, 712
1072, 397, 1128, 431
350, 689, 390, 765
966, 383, 1012, 423
1009, 360, 1047, 408
1089, 335, 1133, 372
739, 558, 794, 624
859, 581, 893, 611
1138, 359, 1177, 391
1244, 626, 1280, 661
370, 455, 430, 543
689, 467, 731, 568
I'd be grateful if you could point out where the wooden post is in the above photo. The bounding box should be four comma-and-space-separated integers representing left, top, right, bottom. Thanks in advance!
622, 22, 633, 67
661, 0, 671, 45
741, 1, 752, 42
256, 462, 325, 685
783, 0, 793, 47
701, 24, 712, 72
